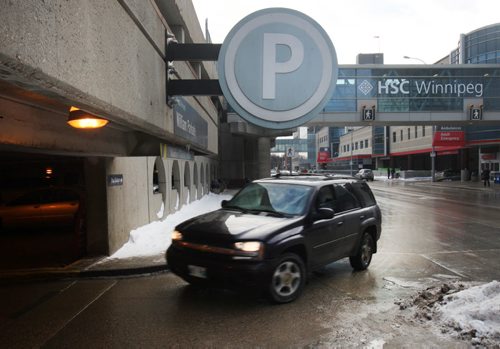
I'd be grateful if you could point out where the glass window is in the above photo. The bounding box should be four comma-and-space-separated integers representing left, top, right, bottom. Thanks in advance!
228, 183, 313, 216
333, 185, 360, 213
346, 182, 377, 207
316, 185, 335, 210
408, 128, 411, 140
422, 126, 426, 137
393, 132, 396, 142
415, 126, 418, 138
400, 130, 403, 141
365, 139, 369, 148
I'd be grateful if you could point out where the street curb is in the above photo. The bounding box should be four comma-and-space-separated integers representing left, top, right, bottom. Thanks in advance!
79, 264, 169, 278
0, 265, 170, 283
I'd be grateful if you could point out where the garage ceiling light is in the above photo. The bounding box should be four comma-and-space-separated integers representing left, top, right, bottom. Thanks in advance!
67, 106, 108, 129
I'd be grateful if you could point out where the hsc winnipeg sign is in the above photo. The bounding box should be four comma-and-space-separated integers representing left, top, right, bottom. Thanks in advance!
218, 8, 338, 129
358, 78, 484, 98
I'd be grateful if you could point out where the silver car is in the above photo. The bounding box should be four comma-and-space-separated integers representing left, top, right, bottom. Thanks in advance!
355, 169, 374, 181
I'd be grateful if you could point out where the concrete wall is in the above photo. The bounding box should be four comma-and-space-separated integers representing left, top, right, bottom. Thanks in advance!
390, 126, 433, 154
339, 127, 373, 157
105, 157, 150, 254
0, 0, 166, 131
104, 154, 216, 254
0, 0, 219, 156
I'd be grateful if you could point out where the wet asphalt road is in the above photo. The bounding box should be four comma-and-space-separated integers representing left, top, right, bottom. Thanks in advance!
0, 181, 499, 348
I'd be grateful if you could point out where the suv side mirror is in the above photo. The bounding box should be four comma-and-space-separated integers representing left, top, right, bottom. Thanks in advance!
313, 207, 334, 220
221, 200, 229, 208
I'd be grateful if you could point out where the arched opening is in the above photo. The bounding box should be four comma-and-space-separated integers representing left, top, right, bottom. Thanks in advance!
200, 163, 205, 196
183, 162, 191, 204
193, 163, 199, 200
206, 165, 210, 191
153, 157, 166, 198
172, 160, 181, 210
152, 157, 166, 219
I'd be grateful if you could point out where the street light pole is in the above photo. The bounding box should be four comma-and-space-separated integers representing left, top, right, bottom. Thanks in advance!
350, 129, 354, 176
403, 55, 427, 64
431, 125, 436, 182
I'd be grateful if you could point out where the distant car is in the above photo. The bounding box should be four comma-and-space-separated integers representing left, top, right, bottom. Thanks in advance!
355, 169, 374, 181
436, 169, 461, 181
166, 175, 382, 303
0, 187, 81, 231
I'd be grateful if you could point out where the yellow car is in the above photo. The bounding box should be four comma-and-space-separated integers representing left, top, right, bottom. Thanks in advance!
0, 187, 81, 231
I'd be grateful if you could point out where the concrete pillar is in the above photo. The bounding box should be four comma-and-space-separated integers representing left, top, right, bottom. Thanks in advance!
257, 137, 271, 179
84, 157, 109, 255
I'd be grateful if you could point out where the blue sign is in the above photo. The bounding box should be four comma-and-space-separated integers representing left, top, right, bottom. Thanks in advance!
173, 97, 208, 148
218, 8, 338, 129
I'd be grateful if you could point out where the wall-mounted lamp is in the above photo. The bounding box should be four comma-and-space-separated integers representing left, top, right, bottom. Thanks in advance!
167, 96, 179, 108
67, 106, 109, 129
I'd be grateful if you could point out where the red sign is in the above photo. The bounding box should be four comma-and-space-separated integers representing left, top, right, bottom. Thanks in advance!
433, 126, 465, 147
481, 153, 496, 160
317, 147, 330, 163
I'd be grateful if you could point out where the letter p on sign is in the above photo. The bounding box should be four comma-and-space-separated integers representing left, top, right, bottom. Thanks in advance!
262, 33, 304, 99
218, 8, 338, 129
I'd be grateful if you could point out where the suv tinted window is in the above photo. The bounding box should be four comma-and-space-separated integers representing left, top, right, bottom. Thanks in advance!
333, 185, 360, 213
316, 185, 335, 210
346, 182, 377, 207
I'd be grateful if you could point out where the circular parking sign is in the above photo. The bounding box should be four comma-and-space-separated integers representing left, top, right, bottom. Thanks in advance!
218, 8, 338, 129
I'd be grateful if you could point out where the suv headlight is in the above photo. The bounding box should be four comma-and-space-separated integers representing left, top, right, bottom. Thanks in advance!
234, 241, 262, 252
171, 230, 183, 241
234, 241, 264, 260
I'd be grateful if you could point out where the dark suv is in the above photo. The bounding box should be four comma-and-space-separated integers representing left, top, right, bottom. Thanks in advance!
166, 175, 382, 303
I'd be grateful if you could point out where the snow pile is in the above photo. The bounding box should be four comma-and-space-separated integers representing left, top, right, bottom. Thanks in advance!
400, 281, 500, 346
437, 281, 500, 344
107, 192, 233, 259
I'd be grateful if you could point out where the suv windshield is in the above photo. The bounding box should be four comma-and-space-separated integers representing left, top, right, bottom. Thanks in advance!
226, 183, 313, 216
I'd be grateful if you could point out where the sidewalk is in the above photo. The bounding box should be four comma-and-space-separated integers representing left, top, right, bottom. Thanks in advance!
415, 179, 500, 191
375, 176, 500, 192
0, 253, 168, 283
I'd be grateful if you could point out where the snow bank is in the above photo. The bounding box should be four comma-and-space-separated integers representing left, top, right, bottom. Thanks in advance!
107, 192, 233, 259
403, 281, 500, 346
437, 281, 500, 340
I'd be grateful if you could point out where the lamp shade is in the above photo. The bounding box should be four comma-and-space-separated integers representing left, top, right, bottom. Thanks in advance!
67, 107, 108, 129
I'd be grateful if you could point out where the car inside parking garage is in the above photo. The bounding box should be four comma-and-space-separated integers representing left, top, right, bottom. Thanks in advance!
0, 152, 87, 269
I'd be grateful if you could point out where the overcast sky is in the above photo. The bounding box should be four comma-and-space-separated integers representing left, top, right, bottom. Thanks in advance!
191, 0, 500, 65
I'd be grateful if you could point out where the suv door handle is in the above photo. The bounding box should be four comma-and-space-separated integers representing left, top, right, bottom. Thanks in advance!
337, 221, 344, 226
359, 215, 365, 220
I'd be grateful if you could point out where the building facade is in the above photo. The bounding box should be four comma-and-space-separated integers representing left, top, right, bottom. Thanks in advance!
0, 0, 223, 261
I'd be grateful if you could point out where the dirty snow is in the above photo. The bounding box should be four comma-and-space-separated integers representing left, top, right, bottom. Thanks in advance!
437, 281, 500, 343
399, 281, 500, 346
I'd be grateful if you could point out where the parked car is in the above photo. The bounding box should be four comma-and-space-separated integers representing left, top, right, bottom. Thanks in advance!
166, 175, 382, 303
355, 169, 374, 181
436, 169, 461, 181
0, 187, 81, 231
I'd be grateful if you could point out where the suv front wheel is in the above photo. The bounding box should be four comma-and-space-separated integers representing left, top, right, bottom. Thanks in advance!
349, 233, 374, 271
268, 253, 306, 303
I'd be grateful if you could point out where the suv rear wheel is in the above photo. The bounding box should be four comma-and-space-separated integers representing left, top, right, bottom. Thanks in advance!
268, 253, 306, 303
349, 233, 374, 271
